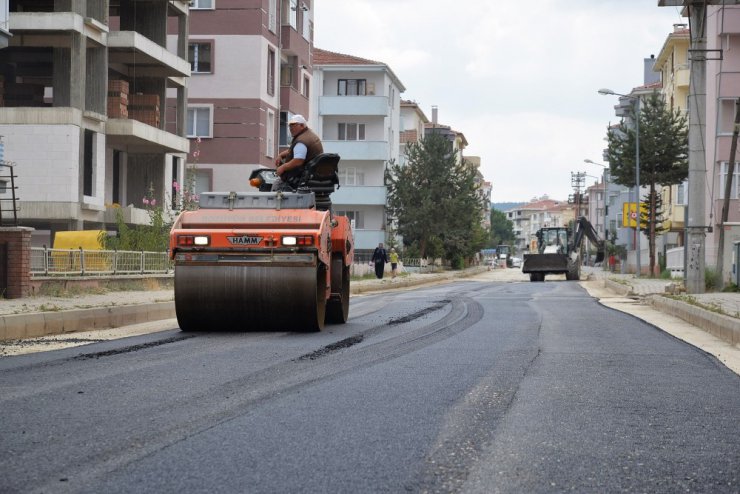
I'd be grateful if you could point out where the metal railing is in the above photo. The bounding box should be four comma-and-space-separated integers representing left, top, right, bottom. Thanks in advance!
31, 247, 172, 277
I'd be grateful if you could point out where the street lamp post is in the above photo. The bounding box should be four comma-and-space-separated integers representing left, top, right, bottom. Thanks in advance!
599, 88, 641, 277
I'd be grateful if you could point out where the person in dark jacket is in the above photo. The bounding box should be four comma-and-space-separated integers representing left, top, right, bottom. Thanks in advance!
371, 243, 388, 279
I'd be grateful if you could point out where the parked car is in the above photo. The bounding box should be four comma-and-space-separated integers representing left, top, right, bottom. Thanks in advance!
510, 256, 522, 268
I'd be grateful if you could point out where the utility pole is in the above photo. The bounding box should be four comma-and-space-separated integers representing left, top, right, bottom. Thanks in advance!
685, 2, 708, 293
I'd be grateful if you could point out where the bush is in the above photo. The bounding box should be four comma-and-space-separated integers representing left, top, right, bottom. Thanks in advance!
659, 269, 672, 279
705, 267, 719, 292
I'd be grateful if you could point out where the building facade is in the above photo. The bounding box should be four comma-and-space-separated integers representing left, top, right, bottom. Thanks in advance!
312, 48, 405, 254
0, 0, 191, 247
178, 0, 314, 196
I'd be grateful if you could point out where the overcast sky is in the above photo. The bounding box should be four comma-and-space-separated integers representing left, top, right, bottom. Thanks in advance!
313, 0, 686, 203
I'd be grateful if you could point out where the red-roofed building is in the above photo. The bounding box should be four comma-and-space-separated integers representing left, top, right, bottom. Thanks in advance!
312, 48, 406, 254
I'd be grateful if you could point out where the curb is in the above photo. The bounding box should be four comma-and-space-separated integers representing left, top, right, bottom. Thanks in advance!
351, 267, 488, 295
0, 302, 176, 341
648, 295, 740, 347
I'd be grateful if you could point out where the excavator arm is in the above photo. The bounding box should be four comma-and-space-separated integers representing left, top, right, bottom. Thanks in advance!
573, 216, 605, 264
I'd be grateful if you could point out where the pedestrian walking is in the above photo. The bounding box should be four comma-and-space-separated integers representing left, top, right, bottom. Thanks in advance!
371, 243, 388, 279
389, 248, 399, 278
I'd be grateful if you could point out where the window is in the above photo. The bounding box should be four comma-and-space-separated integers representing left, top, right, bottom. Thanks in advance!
719, 99, 738, 135
338, 167, 364, 186
335, 210, 364, 229
187, 106, 212, 137
83, 129, 94, 196
190, 0, 214, 10
289, 0, 298, 29
338, 79, 366, 96
267, 48, 276, 96
268, 0, 277, 33
338, 123, 365, 141
719, 162, 740, 199
303, 75, 310, 98
266, 110, 275, 158
188, 42, 212, 73
302, 6, 311, 39
677, 181, 687, 205
280, 64, 293, 86
279, 111, 290, 146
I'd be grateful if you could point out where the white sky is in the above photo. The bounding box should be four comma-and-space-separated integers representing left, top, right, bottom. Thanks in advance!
313, 0, 686, 203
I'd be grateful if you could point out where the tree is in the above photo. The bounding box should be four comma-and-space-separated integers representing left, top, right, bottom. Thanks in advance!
386, 133, 486, 265
605, 91, 688, 276
489, 209, 515, 248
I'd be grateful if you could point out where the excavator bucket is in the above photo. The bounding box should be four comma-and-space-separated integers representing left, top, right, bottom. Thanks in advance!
522, 253, 568, 274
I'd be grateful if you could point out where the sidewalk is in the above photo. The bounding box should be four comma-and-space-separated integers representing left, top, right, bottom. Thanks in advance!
583, 266, 740, 350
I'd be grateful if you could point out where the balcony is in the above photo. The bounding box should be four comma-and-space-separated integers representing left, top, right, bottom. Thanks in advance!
108, 31, 190, 86
674, 66, 689, 88
320, 95, 389, 116
106, 118, 190, 154
323, 140, 389, 161
10, 11, 108, 47
332, 186, 386, 206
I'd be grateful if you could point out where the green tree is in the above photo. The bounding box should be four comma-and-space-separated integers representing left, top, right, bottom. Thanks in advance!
605, 91, 688, 276
489, 209, 515, 248
386, 133, 486, 264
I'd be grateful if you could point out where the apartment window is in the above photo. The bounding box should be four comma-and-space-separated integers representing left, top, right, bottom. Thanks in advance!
302, 7, 311, 39
266, 110, 275, 158
719, 99, 738, 135
268, 0, 277, 33
187, 106, 213, 138
335, 210, 364, 229
280, 64, 293, 87
190, 0, 214, 9
338, 79, 366, 96
677, 181, 687, 205
267, 48, 276, 96
338, 123, 365, 141
303, 75, 310, 98
338, 167, 364, 186
279, 111, 290, 146
719, 162, 740, 199
188, 42, 212, 74
83, 129, 94, 196
288, 0, 298, 29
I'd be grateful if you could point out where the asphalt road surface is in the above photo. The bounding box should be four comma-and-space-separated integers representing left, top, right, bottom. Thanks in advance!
1, 278, 739, 493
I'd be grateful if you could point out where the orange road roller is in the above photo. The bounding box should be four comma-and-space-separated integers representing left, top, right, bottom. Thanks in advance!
169, 154, 353, 331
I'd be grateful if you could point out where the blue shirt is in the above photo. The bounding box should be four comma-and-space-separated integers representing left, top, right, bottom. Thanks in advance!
292, 142, 308, 160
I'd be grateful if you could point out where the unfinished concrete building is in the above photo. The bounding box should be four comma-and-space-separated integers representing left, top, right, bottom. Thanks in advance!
0, 0, 190, 246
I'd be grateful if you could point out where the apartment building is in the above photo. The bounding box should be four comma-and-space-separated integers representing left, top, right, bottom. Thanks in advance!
0, 1, 190, 246
505, 197, 565, 253
703, 5, 740, 273
654, 23, 690, 250
466, 156, 492, 230
312, 48, 405, 254
399, 99, 428, 167
179, 0, 313, 195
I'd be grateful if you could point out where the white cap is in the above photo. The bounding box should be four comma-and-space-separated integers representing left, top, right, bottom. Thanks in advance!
288, 114, 307, 125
